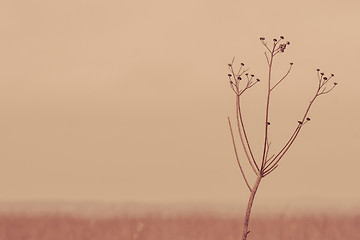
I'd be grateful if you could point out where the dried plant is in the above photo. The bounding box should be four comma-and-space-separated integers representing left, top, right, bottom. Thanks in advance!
226, 36, 337, 240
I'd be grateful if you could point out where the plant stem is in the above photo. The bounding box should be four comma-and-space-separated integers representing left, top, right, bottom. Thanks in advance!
242, 175, 262, 240
261, 52, 274, 170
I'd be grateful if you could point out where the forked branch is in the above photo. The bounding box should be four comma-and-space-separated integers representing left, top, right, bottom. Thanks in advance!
263, 69, 337, 176
228, 117, 252, 191
225, 36, 337, 240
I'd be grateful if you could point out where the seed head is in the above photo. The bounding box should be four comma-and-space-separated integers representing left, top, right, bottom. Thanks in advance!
256, 78, 260, 82
331, 74, 334, 77
241, 63, 245, 66
228, 74, 232, 77
290, 62, 294, 65
245, 73, 248, 76
298, 121, 303, 124
273, 38, 277, 42
260, 37, 265, 40
334, 82, 338, 85
316, 69, 320, 71
280, 36, 284, 39
267, 122, 270, 125
320, 72, 324, 75
286, 41, 290, 45
279, 44, 286, 52
306, 117, 311, 121
228, 63, 232, 67
323, 77, 328, 80
238, 76, 242, 80
251, 74, 254, 77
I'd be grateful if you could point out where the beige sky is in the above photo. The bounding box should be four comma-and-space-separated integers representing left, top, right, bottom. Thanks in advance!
0, 0, 359, 211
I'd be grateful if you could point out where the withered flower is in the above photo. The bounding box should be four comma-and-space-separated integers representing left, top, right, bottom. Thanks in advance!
279, 44, 286, 52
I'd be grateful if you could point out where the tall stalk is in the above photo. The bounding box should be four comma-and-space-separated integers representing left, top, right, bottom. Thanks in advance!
226, 36, 337, 240
242, 176, 261, 239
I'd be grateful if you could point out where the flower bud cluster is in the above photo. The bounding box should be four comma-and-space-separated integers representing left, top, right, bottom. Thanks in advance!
226, 61, 260, 95
316, 68, 338, 95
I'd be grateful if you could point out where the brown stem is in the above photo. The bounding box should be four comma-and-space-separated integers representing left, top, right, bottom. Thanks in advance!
242, 176, 262, 240
228, 117, 252, 191
236, 96, 259, 174
261, 51, 274, 171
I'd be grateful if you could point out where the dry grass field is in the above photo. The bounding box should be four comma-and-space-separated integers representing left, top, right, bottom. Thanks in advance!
0, 212, 359, 240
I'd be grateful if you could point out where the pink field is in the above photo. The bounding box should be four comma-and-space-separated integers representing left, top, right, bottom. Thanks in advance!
0, 213, 359, 240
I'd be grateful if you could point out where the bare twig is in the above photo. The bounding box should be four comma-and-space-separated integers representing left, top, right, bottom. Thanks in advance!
228, 117, 252, 191
237, 96, 260, 173
270, 63, 293, 91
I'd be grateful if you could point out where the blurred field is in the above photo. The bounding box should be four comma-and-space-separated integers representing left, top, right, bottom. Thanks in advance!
0, 212, 359, 240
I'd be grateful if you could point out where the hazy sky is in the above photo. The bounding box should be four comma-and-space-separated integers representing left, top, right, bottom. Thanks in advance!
0, 0, 359, 211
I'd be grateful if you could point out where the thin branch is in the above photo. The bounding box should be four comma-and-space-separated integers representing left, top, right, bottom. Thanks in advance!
265, 154, 275, 164
260, 40, 272, 53
264, 140, 271, 163
248, 80, 260, 88
236, 97, 259, 174
262, 164, 279, 177
318, 84, 337, 95
263, 124, 301, 172
228, 117, 252, 192
237, 96, 260, 172
230, 56, 235, 66
270, 63, 293, 91
260, 45, 275, 171
264, 52, 270, 66
240, 68, 250, 76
